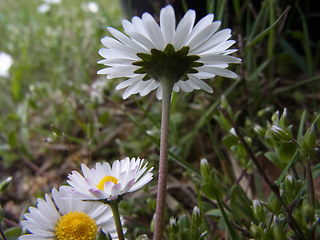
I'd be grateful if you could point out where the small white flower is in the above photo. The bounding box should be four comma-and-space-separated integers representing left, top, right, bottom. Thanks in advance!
19, 187, 119, 240
98, 5, 240, 100
67, 157, 153, 201
82, 1, 99, 13
0, 52, 13, 77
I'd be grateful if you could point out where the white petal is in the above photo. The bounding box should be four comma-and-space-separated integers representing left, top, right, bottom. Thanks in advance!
139, 80, 159, 96
125, 31, 156, 51
107, 65, 137, 78
173, 9, 196, 50
185, 79, 201, 90
187, 14, 215, 41
210, 40, 236, 53
97, 67, 113, 75
190, 28, 231, 55
122, 81, 146, 99
193, 71, 214, 79
177, 80, 193, 92
121, 178, 135, 193
156, 85, 163, 100
116, 75, 144, 89
142, 12, 165, 50
107, 27, 147, 53
173, 83, 180, 92
160, 5, 176, 44
130, 173, 153, 192
200, 54, 241, 64
198, 66, 238, 78
188, 75, 213, 93
131, 16, 148, 36
100, 47, 139, 60
99, 58, 134, 66
187, 21, 221, 50
111, 183, 122, 196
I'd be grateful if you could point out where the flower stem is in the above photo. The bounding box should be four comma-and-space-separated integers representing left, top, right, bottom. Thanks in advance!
153, 80, 174, 240
109, 201, 124, 240
214, 189, 239, 240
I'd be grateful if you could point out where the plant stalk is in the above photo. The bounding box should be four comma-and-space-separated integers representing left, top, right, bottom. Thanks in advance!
109, 201, 124, 240
306, 160, 315, 240
153, 80, 174, 240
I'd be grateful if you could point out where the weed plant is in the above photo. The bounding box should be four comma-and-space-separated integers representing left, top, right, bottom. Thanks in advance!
0, 0, 319, 239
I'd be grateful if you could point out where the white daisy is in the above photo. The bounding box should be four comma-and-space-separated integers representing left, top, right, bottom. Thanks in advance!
67, 157, 153, 201
19, 187, 119, 240
98, 5, 241, 100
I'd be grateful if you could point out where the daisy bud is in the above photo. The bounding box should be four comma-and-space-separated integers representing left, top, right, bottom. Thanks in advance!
169, 217, 179, 233
0, 176, 12, 192
192, 206, 202, 226
200, 158, 211, 182
252, 199, 265, 222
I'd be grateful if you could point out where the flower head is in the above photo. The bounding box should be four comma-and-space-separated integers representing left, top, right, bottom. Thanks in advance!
67, 157, 153, 201
19, 187, 118, 240
98, 5, 240, 99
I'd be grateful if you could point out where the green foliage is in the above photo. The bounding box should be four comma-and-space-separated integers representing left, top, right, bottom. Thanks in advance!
165, 213, 207, 240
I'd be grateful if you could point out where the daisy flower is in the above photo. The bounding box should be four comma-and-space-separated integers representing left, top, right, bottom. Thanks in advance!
67, 157, 153, 201
97, 5, 241, 100
19, 187, 119, 240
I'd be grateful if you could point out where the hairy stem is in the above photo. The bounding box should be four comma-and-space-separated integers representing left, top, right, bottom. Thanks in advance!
109, 201, 124, 240
306, 160, 315, 240
153, 80, 174, 240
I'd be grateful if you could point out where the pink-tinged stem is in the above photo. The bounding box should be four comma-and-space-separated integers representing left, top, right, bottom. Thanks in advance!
153, 80, 174, 240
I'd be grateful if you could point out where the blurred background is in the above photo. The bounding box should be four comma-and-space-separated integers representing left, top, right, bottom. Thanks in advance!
0, 0, 319, 239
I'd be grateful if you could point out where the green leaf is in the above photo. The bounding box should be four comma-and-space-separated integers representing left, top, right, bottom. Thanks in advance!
276, 142, 297, 164
8, 131, 16, 149
206, 209, 223, 217
245, 7, 290, 50
230, 185, 254, 222
4, 227, 22, 240
201, 183, 217, 200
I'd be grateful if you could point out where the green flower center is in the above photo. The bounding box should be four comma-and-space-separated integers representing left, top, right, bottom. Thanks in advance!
55, 211, 97, 240
133, 44, 203, 82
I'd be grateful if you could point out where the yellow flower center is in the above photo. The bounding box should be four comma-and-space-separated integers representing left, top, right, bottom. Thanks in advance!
55, 211, 97, 240
97, 175, 118, 190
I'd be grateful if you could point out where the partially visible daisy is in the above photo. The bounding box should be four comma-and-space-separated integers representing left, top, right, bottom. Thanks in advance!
98, 5, 240, 100
0, 52, 13, 77
67, 157, 153, 201
19, 187, 119, 240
